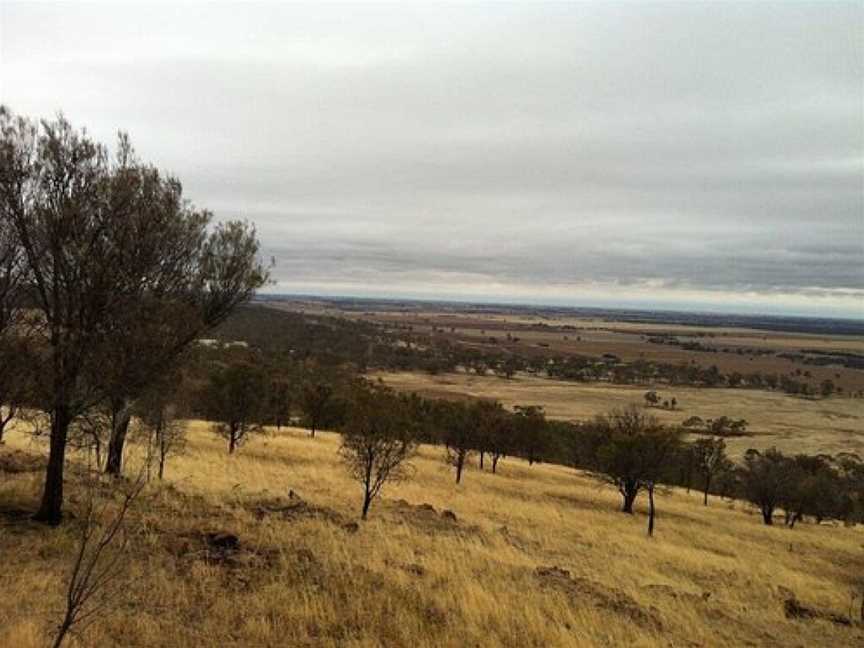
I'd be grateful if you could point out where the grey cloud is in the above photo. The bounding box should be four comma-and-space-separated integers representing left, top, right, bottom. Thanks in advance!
267, 231, 863, 294
1, 2, 861, 316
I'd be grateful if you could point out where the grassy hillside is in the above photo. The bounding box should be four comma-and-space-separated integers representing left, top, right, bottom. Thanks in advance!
1, 423, 862, 647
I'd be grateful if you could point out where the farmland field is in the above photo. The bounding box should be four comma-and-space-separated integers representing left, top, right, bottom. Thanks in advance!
268, 298, 864, 394
372, 371, 864, 458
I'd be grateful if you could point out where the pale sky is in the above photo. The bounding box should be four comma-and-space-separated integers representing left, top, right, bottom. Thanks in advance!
2, 1, 862, 318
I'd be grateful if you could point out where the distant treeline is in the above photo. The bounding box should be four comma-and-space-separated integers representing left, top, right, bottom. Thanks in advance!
260, 296, 864, 336
647, 334, 864, 371
215, 306, 856, 398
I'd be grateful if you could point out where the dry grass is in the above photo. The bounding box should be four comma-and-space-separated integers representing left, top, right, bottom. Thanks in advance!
373, 371, 864, 457
1, 421, 863, 647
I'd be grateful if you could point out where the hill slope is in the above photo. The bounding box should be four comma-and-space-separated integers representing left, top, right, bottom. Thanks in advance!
1, 424, 862, 647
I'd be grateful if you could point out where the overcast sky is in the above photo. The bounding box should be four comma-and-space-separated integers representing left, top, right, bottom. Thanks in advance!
2, 2, 862, 318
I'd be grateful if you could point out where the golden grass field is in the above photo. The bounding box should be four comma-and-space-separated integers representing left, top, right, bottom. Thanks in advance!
372, 371, 864, 458
2, 421, 863, 647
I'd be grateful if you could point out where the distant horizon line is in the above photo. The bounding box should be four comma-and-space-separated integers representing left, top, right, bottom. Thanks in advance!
255, 290, 864, 325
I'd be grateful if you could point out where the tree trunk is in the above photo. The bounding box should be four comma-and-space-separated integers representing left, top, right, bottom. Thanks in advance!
34, 407, 70, 525
228, 429, 237, 454
762, 506, 774, 525
703, 475, 711, 506
479, 451, 485, 470
105, 401, 132, 476
455, 456, 464, 484
492, 455, 499, 474
621, 486, 638, 514
93, 434, 102, 470
647, 484, 656, 536
310, 422, 316, 438
682, 462, 692, 493
158, 429, 167, 480
361, 490, 372, 520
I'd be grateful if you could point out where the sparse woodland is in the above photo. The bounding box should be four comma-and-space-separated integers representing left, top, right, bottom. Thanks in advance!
1, 108, 863, 646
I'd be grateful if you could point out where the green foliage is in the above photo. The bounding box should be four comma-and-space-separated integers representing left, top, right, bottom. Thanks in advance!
739, 448, 792, 525
0, 107, 267, 521
591, 408, 682, 515
200, 363, 269, 453
339, 382, 418, 518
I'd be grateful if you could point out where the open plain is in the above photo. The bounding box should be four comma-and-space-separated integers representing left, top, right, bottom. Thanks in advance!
372, 371, 864, 458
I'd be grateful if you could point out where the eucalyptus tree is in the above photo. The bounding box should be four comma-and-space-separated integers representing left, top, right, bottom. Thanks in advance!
0, 107, 268, 523
438, 400, 476, 484
693, 437, 732, 506
339, 382, 417, 519
476, 400, 512, 474
201, 362, 269, 454
740, 447, 790, 525
594, 406, 682, 536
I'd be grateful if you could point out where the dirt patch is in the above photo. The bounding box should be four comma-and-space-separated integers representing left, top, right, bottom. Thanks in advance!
388, 499, 477, 536
777, 586, 852, 627
535, 565, 664, 632
247, 492, 348, 527
170, 529, 276, 573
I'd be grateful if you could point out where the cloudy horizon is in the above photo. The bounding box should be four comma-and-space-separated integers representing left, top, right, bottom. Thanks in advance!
2, 2, 862, 318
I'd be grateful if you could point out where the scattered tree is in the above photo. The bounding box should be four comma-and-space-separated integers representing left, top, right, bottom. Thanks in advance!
740, 447, 790, 525
301, 382, 334, 438
479, 400, 512, 474
438, 401, 476, 484
779, 454, 841, 527
268, 373, 293, 430
594, 407, 682, 535
693, 437, 731, 505
200, 363, 268, 454
513, 405, 548, 465
339, 383, 417, 519
137, 377, 185, 480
